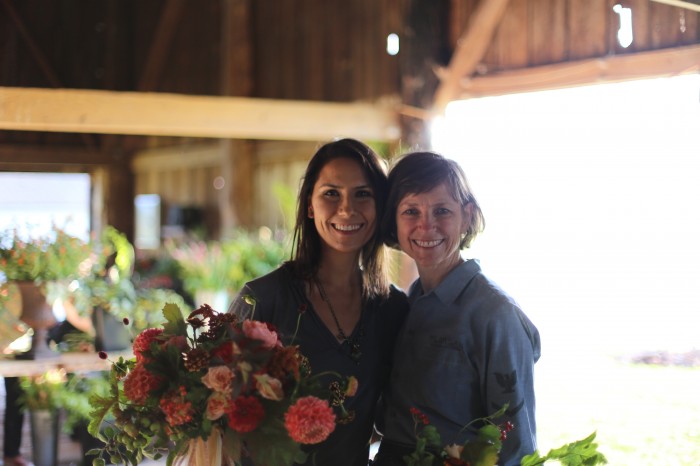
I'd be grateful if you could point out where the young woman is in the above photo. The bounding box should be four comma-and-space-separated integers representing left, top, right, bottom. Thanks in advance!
374, 151, 541, 466
230, 138, 408, 466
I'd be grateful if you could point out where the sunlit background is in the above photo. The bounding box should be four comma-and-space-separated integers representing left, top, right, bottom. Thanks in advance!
432, 74, 700, 464
433, 74, 700, 358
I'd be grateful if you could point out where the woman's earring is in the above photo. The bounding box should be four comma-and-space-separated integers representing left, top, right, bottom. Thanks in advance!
308, 206, 314, 218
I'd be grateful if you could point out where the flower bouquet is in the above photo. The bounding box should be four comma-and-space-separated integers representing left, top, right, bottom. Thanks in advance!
88, 303, 355, 466
406, 405, 607, 466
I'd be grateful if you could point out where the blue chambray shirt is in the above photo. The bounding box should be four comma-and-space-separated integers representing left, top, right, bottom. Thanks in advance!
379, 259, 541, 466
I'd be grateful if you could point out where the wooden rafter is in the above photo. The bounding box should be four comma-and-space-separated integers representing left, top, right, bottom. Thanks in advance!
432, 0, 511, 114
0, 87, 399, 142
649, 0, 700, 13
454, 43, 700, 99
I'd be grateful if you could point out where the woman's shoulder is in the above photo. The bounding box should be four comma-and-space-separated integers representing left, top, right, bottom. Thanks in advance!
230, 262, 304, 321
243, 262, 296, 292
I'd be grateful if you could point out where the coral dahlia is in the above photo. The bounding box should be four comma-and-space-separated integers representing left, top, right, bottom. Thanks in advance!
284, 396, 336, 444
132, 327, 164, 362
123, 364, 163, 403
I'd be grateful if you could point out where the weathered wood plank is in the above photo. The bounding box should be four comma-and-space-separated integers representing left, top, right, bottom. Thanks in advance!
0, 87, 400, 141
528, 0, 568, 65
568, 0, 609, 59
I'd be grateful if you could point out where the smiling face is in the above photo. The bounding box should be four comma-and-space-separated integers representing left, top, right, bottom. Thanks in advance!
309, 157, 377, 256
396, 182, 469, 281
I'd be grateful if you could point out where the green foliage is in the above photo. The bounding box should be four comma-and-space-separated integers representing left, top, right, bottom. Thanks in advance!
67, 226, 190, 332
405, 403, 606, 466
521, 432, 608, 466
0, 225, 91, 282
59, 372, 111, 432
166, 228, 289, 296
19, 370, 67, 411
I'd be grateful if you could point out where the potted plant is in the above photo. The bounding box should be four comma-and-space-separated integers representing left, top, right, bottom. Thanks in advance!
0, 225, 91, 358
19, 369, 68, 466
69, 226, 191, 348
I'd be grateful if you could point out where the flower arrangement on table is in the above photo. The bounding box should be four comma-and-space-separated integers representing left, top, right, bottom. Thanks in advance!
406, 405, 607, 466
88, 302, 356, 466
0, 225, 91, 282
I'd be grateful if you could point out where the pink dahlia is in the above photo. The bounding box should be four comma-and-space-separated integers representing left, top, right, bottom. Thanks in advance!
226, 395, 265, 433
284, 396, 336, 444
123, 364, 163, 403
132, 328, 164, 362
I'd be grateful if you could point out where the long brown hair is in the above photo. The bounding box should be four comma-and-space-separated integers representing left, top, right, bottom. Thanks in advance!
290, 138, 390, 298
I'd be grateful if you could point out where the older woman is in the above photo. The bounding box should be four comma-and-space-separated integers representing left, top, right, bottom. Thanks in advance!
374, 151, 540, 466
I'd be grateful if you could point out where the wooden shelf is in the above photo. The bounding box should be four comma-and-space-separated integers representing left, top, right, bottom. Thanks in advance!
0, 350, 132, 377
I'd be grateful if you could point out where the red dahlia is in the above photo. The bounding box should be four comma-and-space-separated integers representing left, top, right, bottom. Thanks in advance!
226, 395, 264, 433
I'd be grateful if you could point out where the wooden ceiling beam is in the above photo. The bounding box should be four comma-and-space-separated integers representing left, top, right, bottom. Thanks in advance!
649, 0, 700, 13
0, 143, 114, 165
0, 87, 400, 142
432, 0, 511, 114
453, 44, 700, 99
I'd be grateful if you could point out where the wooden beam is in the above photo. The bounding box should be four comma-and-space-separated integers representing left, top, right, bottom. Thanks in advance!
0, 87, 400, 142
0, 143, 115, 165
455, 44, 700, 99
432, 0, 511, 114
649, 0, 700, 13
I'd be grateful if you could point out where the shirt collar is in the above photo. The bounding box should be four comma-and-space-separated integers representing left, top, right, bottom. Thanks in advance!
409, 259, 481, 305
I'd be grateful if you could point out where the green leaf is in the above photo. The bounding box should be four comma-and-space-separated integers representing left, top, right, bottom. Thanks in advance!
520, 432, 607, 466
162, 302, 187, 335
87, 395, 117, 441
246, 422, 306, 466
461, 439, 499, 466
222, 429, 242, 463
477, 424, 502, 444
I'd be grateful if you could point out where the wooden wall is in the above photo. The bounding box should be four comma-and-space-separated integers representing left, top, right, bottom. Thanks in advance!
448, 0, 700, 73
131, 140, 318, 237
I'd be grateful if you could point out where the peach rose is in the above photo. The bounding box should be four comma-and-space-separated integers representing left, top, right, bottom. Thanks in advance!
205, 392, 229, 420
201, 366, 234, 393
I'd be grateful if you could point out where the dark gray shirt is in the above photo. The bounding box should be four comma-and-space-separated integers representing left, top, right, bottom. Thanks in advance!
380, 259, 540, 466
230, 263, 408, 466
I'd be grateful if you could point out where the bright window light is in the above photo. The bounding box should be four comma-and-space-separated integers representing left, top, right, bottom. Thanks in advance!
613, 4, 634, 48
432, 75, 700, 356
0, 172, 91, 241
386, 33, 399, 56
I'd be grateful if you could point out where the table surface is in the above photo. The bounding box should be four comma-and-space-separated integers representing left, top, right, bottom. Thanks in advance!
0, 350, 132, 377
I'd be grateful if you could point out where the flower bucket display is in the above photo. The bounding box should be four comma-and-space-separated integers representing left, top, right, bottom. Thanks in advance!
91, 306, 131, 352
29, 409, 59, 466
